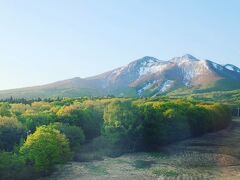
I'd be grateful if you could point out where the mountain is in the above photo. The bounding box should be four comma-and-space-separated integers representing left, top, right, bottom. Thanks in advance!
0, 54, 240, 99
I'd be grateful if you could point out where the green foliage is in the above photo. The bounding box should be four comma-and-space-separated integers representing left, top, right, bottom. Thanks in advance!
168, 89, 240, 106
21, 111, 56, 132
0, 96, 233, 179
57, 105, 103, 140
0, 152, 25, 180
0, 103, 12, 117
11, 103, 30, 116
20, 126, 72, 174
51, 123, 85, 151
143, 102, 191, 148
0, 116, 24, 151
103, 100, 142, 148
103, 100, 231, 151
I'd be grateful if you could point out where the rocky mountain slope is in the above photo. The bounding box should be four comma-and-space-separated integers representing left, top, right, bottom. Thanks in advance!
0, 54, 240, 99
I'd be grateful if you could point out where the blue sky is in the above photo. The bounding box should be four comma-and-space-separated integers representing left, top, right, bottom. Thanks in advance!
0, 0, 240, 90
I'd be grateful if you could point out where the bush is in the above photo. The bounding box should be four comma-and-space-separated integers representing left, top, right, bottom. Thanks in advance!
20, 126, 72, 174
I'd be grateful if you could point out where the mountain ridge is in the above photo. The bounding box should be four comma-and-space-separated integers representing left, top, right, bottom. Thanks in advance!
0, 54, 240, 99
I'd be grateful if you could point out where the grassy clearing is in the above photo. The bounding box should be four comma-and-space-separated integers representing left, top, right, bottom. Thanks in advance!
85, 164, 108, 176
133, 160, 154, 169
151, 168, 180, 177
152, 168, 180, 177
46, 118, 240, 180
149, 152, 166, 158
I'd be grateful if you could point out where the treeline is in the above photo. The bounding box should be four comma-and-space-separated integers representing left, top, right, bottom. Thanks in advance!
0, 95, 116, 104
168, 89, 240, 106
103, 100, 231, 150
0, 98, 232, 179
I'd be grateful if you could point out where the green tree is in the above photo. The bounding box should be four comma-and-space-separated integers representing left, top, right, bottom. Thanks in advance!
0, 152, 26, 180
57, 105, 103, 140
0, 103, 11, 117
0, 116, 24, 151
51, 123, 85, 152
21, 112, 56, 132
103, 100, 141, 150
20, 126, 72, 174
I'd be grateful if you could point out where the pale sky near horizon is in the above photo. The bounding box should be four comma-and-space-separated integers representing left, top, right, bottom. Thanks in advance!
0, 0, 240, 90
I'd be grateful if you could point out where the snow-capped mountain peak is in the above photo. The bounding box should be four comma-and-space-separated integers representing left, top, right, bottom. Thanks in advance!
170, 54, 198, 63
128, 56, 161, 67
103, 55, 240, 97
182, 54, 198, 60
0, 54, 240, 99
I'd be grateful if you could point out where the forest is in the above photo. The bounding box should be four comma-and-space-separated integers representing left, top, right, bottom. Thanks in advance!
0, 97, 232, 179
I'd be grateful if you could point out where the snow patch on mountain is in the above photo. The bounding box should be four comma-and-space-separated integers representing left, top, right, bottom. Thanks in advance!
111, 67, 126, 76
139, 63, 168, 77
212, 62, 224, 71
151, 80, 174, 97
200, 60, 210, 70
224, 64, 240, 73
159, 80, 174, 92
176, 60, 211, 87
137, 80, 157, 96
137, 55, 214, 91
170, 54, 198, 63
225, 65, 234, 71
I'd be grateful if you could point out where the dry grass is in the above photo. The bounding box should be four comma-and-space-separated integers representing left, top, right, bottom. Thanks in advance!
43, 118, 240, 180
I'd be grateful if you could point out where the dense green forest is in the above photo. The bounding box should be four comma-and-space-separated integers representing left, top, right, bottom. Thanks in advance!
0, 97, 232, 179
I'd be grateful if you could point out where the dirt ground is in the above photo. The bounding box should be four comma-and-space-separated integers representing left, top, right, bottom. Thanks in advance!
44, 118, 240, 180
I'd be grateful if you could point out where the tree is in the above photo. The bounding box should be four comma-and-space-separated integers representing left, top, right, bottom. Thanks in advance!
57, 105, 103, 140
11, 103, 30, 116
20, 126, 72, 174
21, 112, 56, 132
103, 100, 141, 150
31, 102, 51, 111
0, 103, 11, 117
0, 152, 26, 180
51, 123, 85, 152
0, 116, 24, 151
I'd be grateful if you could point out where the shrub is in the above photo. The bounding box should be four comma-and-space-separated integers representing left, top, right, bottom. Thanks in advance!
20, 126, 72, 174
